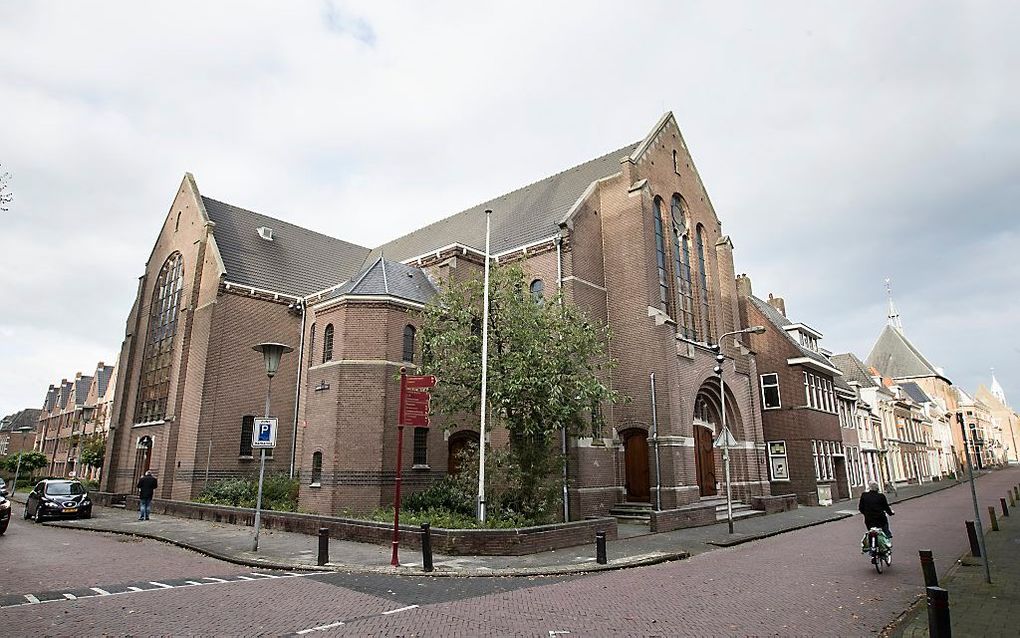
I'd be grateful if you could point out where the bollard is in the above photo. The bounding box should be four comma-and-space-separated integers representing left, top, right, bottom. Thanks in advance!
926, 586, 951, 638
1010, 491, 1016, 508
595, 530, 607, 565
1002, 498, 1010, 518
918, 549, 939, 588
1014, 486, 1019, 502
317, 527, 329, 566
420, 523, 434, 573
988, 506, 999, 532
965, 521, 981, 557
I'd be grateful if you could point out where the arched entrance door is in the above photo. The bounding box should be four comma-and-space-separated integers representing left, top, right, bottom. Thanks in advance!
694, 425, 717, 496
447, 431, 479, 476
622, 429, 650, 502
133, 436, 153, 485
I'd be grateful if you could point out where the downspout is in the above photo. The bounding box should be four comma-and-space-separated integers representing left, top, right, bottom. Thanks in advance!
289, 300, 307, 479
556, 231, 569, 521
650, 373, 662, 510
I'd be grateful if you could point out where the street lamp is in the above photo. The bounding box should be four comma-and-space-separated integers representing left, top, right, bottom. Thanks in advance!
707, 326, 766, 534
251, 342, 293, 552
10, 426, 34, 496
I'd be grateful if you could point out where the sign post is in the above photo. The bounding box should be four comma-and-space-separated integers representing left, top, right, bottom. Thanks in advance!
392, 368, 436, 567
251, 416, 278, 552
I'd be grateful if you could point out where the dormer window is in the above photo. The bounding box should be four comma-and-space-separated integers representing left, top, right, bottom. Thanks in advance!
799, 331, 818, 351
256, 226, 274, 241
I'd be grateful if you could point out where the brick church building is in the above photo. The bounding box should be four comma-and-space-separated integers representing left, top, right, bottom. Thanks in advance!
103, 113, 772, 519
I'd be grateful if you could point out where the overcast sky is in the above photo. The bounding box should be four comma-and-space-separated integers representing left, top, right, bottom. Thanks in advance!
1, 1, 1018, 418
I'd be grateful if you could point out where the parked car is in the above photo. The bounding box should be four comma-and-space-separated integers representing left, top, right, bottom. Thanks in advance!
0, 493, 11, 534
0, 477, 8, 497
23, 480, 92, 522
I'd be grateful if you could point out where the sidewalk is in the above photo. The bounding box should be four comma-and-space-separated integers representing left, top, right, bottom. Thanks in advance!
29, 477, 960, 577
888, 495, 1020, 637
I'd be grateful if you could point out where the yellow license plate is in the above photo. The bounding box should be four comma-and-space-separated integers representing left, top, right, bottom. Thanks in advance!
62, 508, 77, 513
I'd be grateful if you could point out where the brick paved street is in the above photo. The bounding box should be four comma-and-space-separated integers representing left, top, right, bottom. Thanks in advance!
1, 467, 1016, 636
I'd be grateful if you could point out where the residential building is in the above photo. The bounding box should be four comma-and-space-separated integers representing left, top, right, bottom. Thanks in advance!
0, 409, 41, 456
975, 373, 1020, 464
957, 390, 1002, 468
104, 113, 772, 519
35, 362, 116, 480
830, 353, 885, 490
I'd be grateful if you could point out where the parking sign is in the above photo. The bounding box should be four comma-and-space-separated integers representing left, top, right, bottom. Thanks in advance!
252, 417, 278, 449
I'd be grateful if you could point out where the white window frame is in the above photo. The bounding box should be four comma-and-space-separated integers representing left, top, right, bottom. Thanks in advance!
760, 373, 781, 410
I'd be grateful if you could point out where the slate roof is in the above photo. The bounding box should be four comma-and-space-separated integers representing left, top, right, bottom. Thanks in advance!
899, 381, 932, 404
369, 142, 640, 263
73, 376, 93, 407
0, 409, 42, 433
865, 325, 948, 383
830, 353, 879, 388
203, 197, 371, 297
56, 380, 73, 410
42, 386, 59, 412
316, 257, 438, 306
95, 365, 115, 399
749, 296, 837, 370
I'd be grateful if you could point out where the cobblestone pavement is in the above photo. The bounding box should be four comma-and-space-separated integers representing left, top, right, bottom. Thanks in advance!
1, 468, 1015, 636
889, 475, 1020, 638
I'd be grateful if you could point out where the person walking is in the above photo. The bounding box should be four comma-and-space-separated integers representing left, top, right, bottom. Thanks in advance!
136, 470, 157, 521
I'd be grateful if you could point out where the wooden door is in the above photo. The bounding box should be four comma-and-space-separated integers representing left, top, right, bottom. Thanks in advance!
133, 437, 152, 485
695, 426, 717, 496
623, 430, 650, 502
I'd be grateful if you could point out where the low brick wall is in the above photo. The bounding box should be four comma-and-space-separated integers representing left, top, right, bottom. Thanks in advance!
123, 496, 616, 556
649, 502, 717, 533
89, 491, 125, 508
750, 493, 798, 514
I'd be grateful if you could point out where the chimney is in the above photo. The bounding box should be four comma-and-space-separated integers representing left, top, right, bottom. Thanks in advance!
735, 273, 752, 298
767, 293, 787, 317
98, 361, 104, 368
75, 371, 82, 380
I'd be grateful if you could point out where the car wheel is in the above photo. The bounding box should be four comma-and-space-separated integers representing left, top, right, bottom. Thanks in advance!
23, 505, 31, 520
0, 521, 8, 535
34, 507, 44, 523
80, 511, 92, 520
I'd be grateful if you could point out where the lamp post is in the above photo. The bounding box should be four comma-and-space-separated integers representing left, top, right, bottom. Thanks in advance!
10, 426, 34, 496
251, 342, 293, 552
708, 326, 766, 534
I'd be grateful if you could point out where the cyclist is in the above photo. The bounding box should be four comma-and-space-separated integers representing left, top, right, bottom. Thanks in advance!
858, 481, 895, 542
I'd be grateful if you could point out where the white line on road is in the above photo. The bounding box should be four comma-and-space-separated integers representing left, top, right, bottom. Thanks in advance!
149, 582, 173, 589
63, 593, 77, 600
24, 594, 40, 604
382, 605, 419, 615
127, 587, 143, 592
203, 577, 229, 583
296, 621, 345, 634
250, 572, 280, 578
235, 575, 255, 581
90, 588, 111, 596
184, 581, 204, 586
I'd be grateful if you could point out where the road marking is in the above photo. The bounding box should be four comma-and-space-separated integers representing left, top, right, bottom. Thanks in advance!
149, 582, 173, 589
63, 593, 77, 600
296, 621, 345, 634
203, 577, 228, 583
90, 587, 111, 596
235, 575, 256, 581
250, 572, 280, 578
382, 604, 419, 615
24, 594, 40, 604
184, 581, 204, 586
127, 587, 143, 592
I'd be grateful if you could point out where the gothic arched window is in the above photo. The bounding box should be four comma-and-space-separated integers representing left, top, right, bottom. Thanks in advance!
530, 279, 544, 303
671, 195, 696, 340
135, 252, 184, 424
322, 324, 334, 363
402, 325, 416, 363
696, 225, 713, 343
652, 198, 671, 315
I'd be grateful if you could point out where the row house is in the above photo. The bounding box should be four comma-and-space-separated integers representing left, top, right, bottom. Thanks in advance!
0, 409, 41, 456
832, 353, 887, 491
104, 113, 772, 520
957, 390, 1005, 468
975, 374, 1020, 464
35, 362, 116, 481
738, 287, 851, 505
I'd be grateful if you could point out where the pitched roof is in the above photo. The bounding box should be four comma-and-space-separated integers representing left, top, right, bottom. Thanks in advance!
73, 376, 93, 406
203, 197, 371, 297
42, 386, 59, 412
749, 296, 837, 370
317, 257, 438, 306
0, 409, 42, 433
865, 325, 949, 383
57, 380, 73, 410
830, 353, 879, 388
899, 381, 932, 404
95, 365, 115, 399
368, 142, 640, 263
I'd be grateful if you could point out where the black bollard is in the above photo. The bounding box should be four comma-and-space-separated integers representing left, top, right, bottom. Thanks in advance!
965, 521, 981, 557
926, 586, 951, 638
988, 506, 999, 532
1010, 491, 1016, 508
1002, 498, 1010, 518
1014, 486, 1019, 502
918, 549, 938, 588
595, 530, 607, 565
420, 523, 434, 573
317, 527, 329, 566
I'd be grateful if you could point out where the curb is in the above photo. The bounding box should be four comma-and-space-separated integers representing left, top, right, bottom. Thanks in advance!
42, 520, 687, 578
705, 513, 854, 547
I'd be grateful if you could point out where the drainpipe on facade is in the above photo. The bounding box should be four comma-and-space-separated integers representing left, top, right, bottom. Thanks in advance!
555, 232, 569, 522
650, 372, 662, 511
289, 300, 307, 480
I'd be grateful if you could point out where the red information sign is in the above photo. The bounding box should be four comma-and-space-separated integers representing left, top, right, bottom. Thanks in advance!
399, 373, 436, 427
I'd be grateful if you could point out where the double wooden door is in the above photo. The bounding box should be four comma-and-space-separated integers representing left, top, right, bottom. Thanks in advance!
695, 425, 717, 497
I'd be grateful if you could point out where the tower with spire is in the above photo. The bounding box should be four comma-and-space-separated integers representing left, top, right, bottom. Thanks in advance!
990, 369, 1007, 405
885, 278, 903, 331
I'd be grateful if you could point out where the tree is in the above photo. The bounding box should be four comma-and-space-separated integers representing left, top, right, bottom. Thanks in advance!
79, 434, 106, 470
1, 450, 48, 480
420, 264, 625, 519
0, 164, 11, 213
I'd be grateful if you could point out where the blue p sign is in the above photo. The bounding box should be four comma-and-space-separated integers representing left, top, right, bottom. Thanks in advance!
258, 423, 272, 442
252, 417, 277, 448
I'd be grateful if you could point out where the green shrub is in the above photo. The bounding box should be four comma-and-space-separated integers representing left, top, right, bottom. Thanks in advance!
195, 474, 299, 512
369, 507, 530, 530
403, 476, 475, 516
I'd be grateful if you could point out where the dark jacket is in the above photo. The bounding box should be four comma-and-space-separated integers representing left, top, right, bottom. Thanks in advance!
137, 475, 158, 500
858, 490, 893, 529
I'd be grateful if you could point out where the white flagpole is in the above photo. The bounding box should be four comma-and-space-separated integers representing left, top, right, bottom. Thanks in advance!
477, 209, 493, 522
